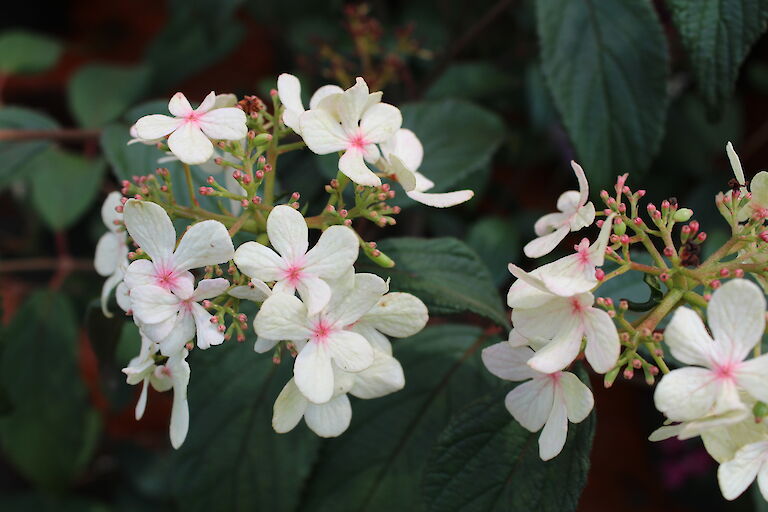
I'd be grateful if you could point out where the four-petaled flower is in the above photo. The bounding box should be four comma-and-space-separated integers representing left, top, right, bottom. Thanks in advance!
482, 342, 594, 460
134, 91, 247, 165
524, 161, 596, 258
95, 191, 129, 317
234, 205, 359, 315
299, 77, 402, 187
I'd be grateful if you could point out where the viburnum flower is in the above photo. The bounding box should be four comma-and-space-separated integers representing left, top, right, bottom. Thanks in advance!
482, 342, 593, 460
509, 290, 620, 374
653, 279, 768, 437
95, 191, 129, 317
507, 213, 614, 299
272, 348, 404, 437
349, 290, 428, 354
524, 161, 596, 258
134, 91, 247, 165
123, 337, 191, 449
277, 73, 343, 136
130, 277, 230, 355
376, 128, 474, 208
299, 77, 402, 187
254, 273, 388, 403
234, 205, 359, 315
725, 142, 768, 222
122, 199, 234, 295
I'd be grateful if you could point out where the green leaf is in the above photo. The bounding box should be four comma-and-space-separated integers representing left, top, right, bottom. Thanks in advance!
358, 237, 509, 328
68, 64, 150, 128
0, 291, 101, 490
300, 324, 497, 511
100, 123, 170, 182
535, 0, 669, 185
0, 106, 59, 189
165, 338, 320, 512
0, 30, 61, 74
668, 0, 768, 108
426, 62, 516, 101
400, 99, 504, 195
30, 148, 106, 231
466, 217, 520, 286
423, 377, 596, 512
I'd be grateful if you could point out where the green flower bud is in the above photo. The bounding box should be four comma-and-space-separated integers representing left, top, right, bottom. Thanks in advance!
613, 220, 627, 236
673, 208, 693, 222
754, 401, 768, 420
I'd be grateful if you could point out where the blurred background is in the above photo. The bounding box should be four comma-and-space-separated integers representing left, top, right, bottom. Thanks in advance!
1, 0, 766, 510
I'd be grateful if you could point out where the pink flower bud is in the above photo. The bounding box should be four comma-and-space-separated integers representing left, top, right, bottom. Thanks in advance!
720, 268, 730, 277
596, 220, 604, 228
242, 174, 252, 184
696, 232, 707, 242
710, 280, 721, 289
623, 369, 634, 380
326, 205, 336, 212
735, 269, 745, 278
603, 208, 612, 216
663, 247, 674, 257
636, 190, 646, 197
210, 316, 218, 324
240, 199, 249, 208
647, 203, 656, 213
381, 183, 390, 192
255, 170, 264, 179
344, 219, 352, 226
252, 196, 262, 204
660, 273, 670, 282
263, 164, 272, 173
232, 170, 242, 180
633, 217, 643, 225
619, 234, 630, 244
207, 176, 215, 185
217, 324, 226, 332
339, 209, 348, 218
292, 192, 301, 200
595, 268, 605, 281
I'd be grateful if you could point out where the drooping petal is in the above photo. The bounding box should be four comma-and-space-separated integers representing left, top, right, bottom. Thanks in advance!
664, 307, 715, 367
192, 278, 230, 301
304, 394, 352, 438
736, 355, 768, 403
707, 279, 766, 363
751, 172, 768, 209
299, 109, 348, 154
582, 308, 620, 374
569, 202, 595, 231
309, 84, 344, 109
198, 108, 247, 141
361, 292, 428, 338
254, 337, 279, 353
130, 284, 180, 326
718, 441, 768, 500
391, 129, 423, 172
213, 93, 237, 109
572, 161, 589, 209
95, 232, 121, 276
538, 385, 569, 460
228, 279, 272, 302
294, 340, 334, 403
388, 155, 417, 192
278, 74, 304, 112
303, 225, 359, 279
648, 424, 683, 442
190, 302, 225, 350
100, 268, 125, 317
168, 352, 191, 449
413, 172, 435, 193
123, 199, 176, 264
360, 103, 402, 144
406, 190, 474, 208
296, 275, 332, 316
101, 191, 123, 231
701, 419, 768, 463
559, 372, 594, 423
157, 310, 196, 356
481, 343, 539, 382
266, 205, 309, 262
325, 273, 388, 327
326, 330, 374, 373
116, 282, 131, 312
168, 92, 193, 117
534, 211, 569, 237
504, 378, 554, 432
254, 293, 313, 341
350, 350, 405, 399
272, 379, 308, 433
512, 295, 574, 343
172, 220, 234, 272
234, 241, 285, 282
135, 378, 149, 420
339, 148, 381, 187
523, 225, 569, 259
135, 114, 181, 140
168, 122, 214, 165
525, 317, 583, 374
726, 141, 746, 187
654, 367, 719, 421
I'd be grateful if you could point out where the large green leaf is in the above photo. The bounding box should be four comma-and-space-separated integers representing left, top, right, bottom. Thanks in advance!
466, 217, 520, 286
164, 338, 320, 512
426, 62, 516, 102
401, 99, 504, 195
422, 377, 595, 512
0, 30, 61, 74
669, 0, 768, 107
358, 237, 509, 328
68, 64, 150, 128
0, 106, 59, 189
0, 292, 101, 490
535, 0, 669, 185
299, 324, 498, 512
30, 148, 106, 231
101, 123, 170, 182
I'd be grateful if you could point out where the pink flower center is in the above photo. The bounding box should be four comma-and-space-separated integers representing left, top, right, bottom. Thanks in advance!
348, 132, 368, 150
312, 319, 333, 343
183, 110, 201, 127
282, 263, 304, 286
713, 360, 738, 381
570, 297, 584, 314
155, 265, 180, 290
547, 371, 562, 384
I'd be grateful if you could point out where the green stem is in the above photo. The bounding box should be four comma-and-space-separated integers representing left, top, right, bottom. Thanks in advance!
182, 164, 199, 207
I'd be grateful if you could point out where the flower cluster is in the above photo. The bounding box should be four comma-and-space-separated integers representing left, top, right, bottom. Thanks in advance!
96, 76, 445, 447
484, 143, 768, 502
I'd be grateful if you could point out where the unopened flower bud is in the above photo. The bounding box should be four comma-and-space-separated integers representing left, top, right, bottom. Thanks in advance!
663, 247, 675, 257
672, 208, 693, 222
735, 269, 745, 278
595, 268, 605, 281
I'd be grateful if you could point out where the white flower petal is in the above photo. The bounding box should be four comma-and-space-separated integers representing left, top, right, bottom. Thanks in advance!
504, 378, 553, 432
254, 337, 278, 353
538, 386, 568, 461
360, 103, 402, 144
172, 220, 234, 272
388, 155, 417, 192
559, 372, 594, 423
654, 367, 719, 421
736, 355, 768, 403
130, 284, 180, 326
123, 199, 176, 263
296, 275, 332, 316
326, 273, 388, 327
304, 394, 352, 437
361, 292, 428, 338
135, 378, 149, 420
294, 340, 334, 403
267, 205, 309, 262
525, 319, 583, 374
326, 330, 374, 373
350, 350, 405, 399
481, 343, 539, 382
337, 77, 370, 131
299, 109, 348, 154
234, 241, 284, 282
718, 441, 768, 500
278, 74, 304, 112
124, 259, 156, 289
116, 282, 131, 312
648, 424, 683, 442
95, 232, 121, 276
523, 225, 570, 259
664, 307, 715, 367
199, 107, 248, 140
708, 279, 766, 363
406, 190, 474, 208
168, 122, 214, 165
726, 141, 746, 187
101, 191, 123, 231
254, 293, 313, 341
572, 161, 589, 208
135, 114, 181, 140
157, 310, 196, 356
229, 280, 272, 302
192, 278, 230, 301
391, 129, 423, 172
191, 302, 224, 349
100, 268, 125, 317
303, 225, 359, 279
582, 308, 620, 374
350, 324, 392, 355
339, 148, 381, 187
309, 84, 344, 109
168, 92, 193, 117
272, 379, 308, 433
168, 352, 191, 449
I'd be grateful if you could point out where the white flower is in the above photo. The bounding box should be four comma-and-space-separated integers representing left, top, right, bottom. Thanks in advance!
122, 199, 234, 292
95, 192, 129, 317
254, 273, 388, 403
134, 91, 247, 165
510, 290, 619, 374
277, 73, 343, 136
234, 205, 359, 315
228, 279, 278, 353
299, 77, 402, 187
130, 277, 230, 355
376, 129, 474, 208
524, 161, 596, 259
482, 342, 593, 460
507, 213, 614, 300
349, 291, 428, 354
272, 348, 404, 437
653, 279, 768, 437
123, 336, 191, 449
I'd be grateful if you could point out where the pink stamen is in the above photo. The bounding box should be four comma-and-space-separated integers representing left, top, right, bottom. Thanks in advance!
312, 319, 333, 343
348, 132, 367, 150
